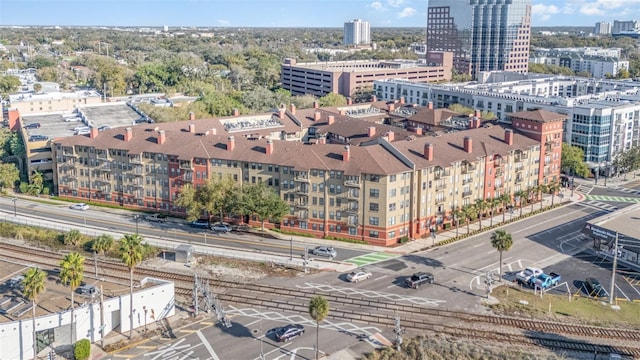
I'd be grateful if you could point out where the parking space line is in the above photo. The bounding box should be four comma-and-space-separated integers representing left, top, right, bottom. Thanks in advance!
615, 284, 630, 301
197, 329, 220, 360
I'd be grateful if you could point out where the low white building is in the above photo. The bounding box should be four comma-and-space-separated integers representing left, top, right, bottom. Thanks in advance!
0, 277, 175, 360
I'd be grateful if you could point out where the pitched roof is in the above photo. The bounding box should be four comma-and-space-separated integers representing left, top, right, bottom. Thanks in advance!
507, 109, 568, 123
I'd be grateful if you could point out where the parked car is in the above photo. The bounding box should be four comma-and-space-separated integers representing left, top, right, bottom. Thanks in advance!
515, 267, 543, 286
346, 270, 372, 283
530, 272, 561, 289
7, 275, 24, 289
28, 135, 48, 142
145, 213, 167, 223
69, 203, 89, 211
311, 246, 337, 258
274, 324, 304, 342
190, 219, 210, 229
75, 129, 91, 135
24, 123, 40, 129
77, 284, 99, 297
211, 223, 232, 233
585, 277, 608, 298
405, 272, 434, 289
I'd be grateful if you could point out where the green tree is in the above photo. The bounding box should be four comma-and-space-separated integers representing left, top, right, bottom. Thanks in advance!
546, 181, 561, 206
241, 182, 290, 231
474, 198, 489, 230
561, 143, 591, 178
453, 207, 465, 237
498, 193, 511, 223
0, 75, 21, 97
318, 92, 347, 107
63, 229, 85, 247
448, 103, 473, 115
515, 189, 528, 217
176, 177, 239, 223
27, 171, 44, 196
309, 295, 329, 360
33, 83, 42, 93
120, 233, 144, 339
60, 252, 85, 343
461, 204, 477, 235
490, 229, 513, 280
0, 163, 19, 191
22, 267, 46, 360
92, 234, 114, 255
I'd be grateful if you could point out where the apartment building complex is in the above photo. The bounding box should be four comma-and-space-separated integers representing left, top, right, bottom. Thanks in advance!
594, 22, 612, 35
280, 56, 453, 98
530, 47, 629, 78
52, 100, 564, 247
373, 74, 640, 166
343, 19, 370, 46
426, 0, 531, 79
8, 90, 102, 115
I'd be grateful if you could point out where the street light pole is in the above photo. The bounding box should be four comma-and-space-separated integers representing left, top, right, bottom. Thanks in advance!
11, 197, 17, 217
143, 306, 148, 334
134, 215, 139, 234
290, 237, 293, 261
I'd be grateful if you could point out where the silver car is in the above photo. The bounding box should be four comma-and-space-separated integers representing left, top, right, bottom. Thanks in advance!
311, 246, 337, 258
346, 270, 372, 282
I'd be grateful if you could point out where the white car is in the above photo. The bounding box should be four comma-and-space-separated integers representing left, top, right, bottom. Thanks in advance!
346, 270, 372, 283
69, 203, 89, 211
311, 246, 337, 258
211, 223, 232, 233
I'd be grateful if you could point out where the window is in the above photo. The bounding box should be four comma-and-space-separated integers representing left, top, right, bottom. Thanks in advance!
369, 217, 379, 226
369, 203, 379, 212
389, 203, 396, 211
369, 230, 379, 238
389, 174, 396, 182
389, 189, 397, 197
369, 189, 380, 198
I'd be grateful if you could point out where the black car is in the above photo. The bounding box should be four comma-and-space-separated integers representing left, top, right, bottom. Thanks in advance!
24, 123, 41, 129
404, 272, 434, 289
28, 135, 48, 142
585, 277, 608, 297
275, 324, 304, 342
190, 219, 210, 229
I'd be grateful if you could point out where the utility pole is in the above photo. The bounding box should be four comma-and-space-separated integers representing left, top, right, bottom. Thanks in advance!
100, 285, 105, 348
609, 232, 619, 305
94, 251, 98, 277
194, 274, 199, 317
393, 316, 404, 351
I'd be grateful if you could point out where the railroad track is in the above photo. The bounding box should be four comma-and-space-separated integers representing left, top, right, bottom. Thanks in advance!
1, 241, 639, 357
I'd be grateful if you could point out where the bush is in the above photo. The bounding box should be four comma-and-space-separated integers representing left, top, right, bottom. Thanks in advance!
18, 182, 28, 194
74, 338, 91, 360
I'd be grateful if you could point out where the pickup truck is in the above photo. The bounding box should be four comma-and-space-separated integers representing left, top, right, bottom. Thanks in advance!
515, 267, 543, 286
144, 213, 167, 223
530, 272, 561, 289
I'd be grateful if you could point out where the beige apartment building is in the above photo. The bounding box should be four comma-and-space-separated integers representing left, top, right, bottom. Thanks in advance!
52, 102, 565, 247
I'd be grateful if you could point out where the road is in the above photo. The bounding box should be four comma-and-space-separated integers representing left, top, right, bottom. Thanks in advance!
0, 196, 366, 261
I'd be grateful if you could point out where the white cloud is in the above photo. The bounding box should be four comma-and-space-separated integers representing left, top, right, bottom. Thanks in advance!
217, 19, 230, 26
579, 3, 604, 15
388, 0, 405, 7
532, 4, 560, 21
398, 7, 416, 18
578, 0, 640, 15
369, 1, 385, 11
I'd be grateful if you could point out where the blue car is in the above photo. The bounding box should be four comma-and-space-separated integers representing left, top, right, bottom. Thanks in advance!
190, 219, 210, 229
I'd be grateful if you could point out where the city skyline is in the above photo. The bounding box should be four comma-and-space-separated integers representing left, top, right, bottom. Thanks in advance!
0, 0, 638, 28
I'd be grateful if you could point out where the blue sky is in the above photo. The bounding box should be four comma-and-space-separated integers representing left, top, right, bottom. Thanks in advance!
0, 0, 638, 28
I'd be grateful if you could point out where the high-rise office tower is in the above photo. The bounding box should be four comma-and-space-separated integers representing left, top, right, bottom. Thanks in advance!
344, 19, 371, 46
426, 0, 531, 79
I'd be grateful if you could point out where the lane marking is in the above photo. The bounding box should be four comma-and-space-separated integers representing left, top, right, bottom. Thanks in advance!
197, 329, 220, 360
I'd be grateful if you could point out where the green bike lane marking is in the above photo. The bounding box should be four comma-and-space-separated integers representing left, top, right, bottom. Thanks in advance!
346, 252, 398, 266
585, 195, 640, 203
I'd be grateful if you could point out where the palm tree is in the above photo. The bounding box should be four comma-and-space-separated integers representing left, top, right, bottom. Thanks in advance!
63, 229, 85, 247
120, 233, 144, 339
22, 267, 46, 360
527, 187, 537, 213
539, 184, 548, 210
489, 197, 501, 227
453, 207, 465, 237
490, 229, 513, 281
461, 204, 477, 234
547, 181, 560, 206
474, 198, 488, 230
515, 189, 527, 217
60, 252, 85, 343
309, 295, 329, 360
92, 234, 114, 277
499, 193, 511, 223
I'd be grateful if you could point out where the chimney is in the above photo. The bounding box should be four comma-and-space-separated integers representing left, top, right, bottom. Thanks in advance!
189, 111, 196, 121
505, 129, 514, 145
427, 101, 433, 110
290, 103, 296, 115
388, 102, 395, 112
371, 95, 377, 102
313, 101, 319, 109
386, 131, 395, 142
338, 109, 345, 115
314, 111, 321, 121
415, 127, 423, 135
400, 97, 405, 105
188, 123, 195, 133
328, 115, 335, 125
463, 136, 473, 153
367, 126, 376, 137
90, 127, 99, 138
124, 127, 133, 142
347, 97, 353, 105
158, 130, 166, 145
278, 108, 285, 119
317, 136, 326, 145
474, 109, 481, 118
227, 136, 235, 151
424, 143, 434, 161
265, 139, 274, 155
232, 108, 239, 117
342, 145, 350, 162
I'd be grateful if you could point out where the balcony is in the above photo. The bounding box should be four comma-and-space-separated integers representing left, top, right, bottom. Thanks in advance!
344, 180, 360, 188
133, 192, 144, 200
495, 167, 503, 176
132, 182, 144, 189
462, 190, 472, 197
460, 164, 476, 174
62, 152, 77, 158
129, 156, 144, 165
97, 186, 111, 193
515, 164, 524, 172
433, 170, 450, 180
179, 160, 193, 169
343, 206, 359, 214
131, 167, 144, 176
96, 178, 111, 185
435, 183, 447, 190
495, 183, 504, 189
515, 176, 524, 183
462, 178, 473, 185
435, 197, 447, 204
96, 152, 109, 160
294, 175, 310, 183
295, 187, 310, 195
295, 202, 309, 209
343, 191, 359, 200
98, 163, 111, 172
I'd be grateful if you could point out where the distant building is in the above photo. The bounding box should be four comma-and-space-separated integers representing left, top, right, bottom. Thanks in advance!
529, 47, 629, 78
426, 0, 531, 79
343, 19, 370, 46
594, 22, 611, 35
281, 56, 452, 98
7, 90, 102, 116
612, 20, 640, 34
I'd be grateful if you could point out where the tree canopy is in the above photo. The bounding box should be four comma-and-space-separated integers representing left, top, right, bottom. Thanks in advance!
561, 143, 591, 178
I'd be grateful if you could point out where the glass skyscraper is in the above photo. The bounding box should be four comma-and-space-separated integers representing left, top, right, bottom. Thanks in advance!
426, 0, 531, 79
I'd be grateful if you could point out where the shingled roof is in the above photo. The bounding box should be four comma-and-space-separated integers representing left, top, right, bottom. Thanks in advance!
507, 109, 568, 123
